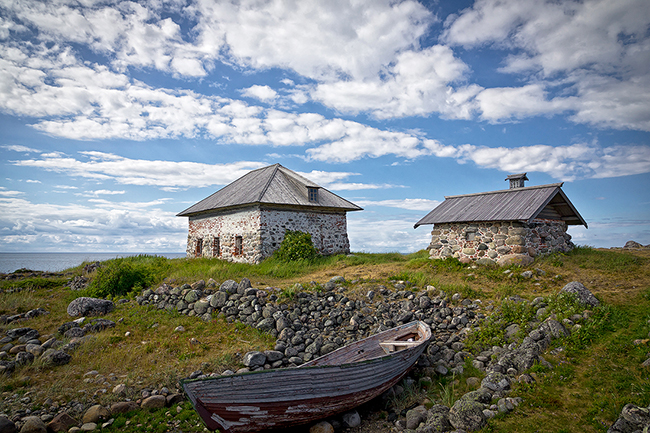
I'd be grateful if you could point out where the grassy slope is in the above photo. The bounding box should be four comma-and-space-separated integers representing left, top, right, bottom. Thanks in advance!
0, 248, 648, 433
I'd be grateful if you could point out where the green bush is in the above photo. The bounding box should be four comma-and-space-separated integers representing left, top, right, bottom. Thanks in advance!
274, 230, 319, 262
85, 255, 169, 298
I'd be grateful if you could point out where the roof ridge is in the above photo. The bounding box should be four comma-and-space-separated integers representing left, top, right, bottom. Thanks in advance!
444, 182, 564, 199
257, 164, 281, 202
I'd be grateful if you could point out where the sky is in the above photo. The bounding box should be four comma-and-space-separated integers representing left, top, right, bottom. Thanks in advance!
1, 0, 649, 254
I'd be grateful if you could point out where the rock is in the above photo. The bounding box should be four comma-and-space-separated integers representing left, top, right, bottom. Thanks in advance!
83, 319, 116, 333
6, 328, 35, 340
41, 350, 71, 366
341, 410, 361, 428
166, 393, 184, 405
256, 318, 275, 332
18, 416, 46, 433
64, 328, 86, 339
220, 280, 238, 294
67, 298, 115, 317
82, 405, 109, 424
620, 403, 650, 425
15, 351, 34, 366
238, 278, 252, 294
47, 413, 77, 433
110, 401, 139, 415
193, 300, 209, 315
263, 350, 283, 363
420, 404, 452, 432
0, 417, 16, 433
242, 351, 266, 367
624, 240, 643, 248
80, 423, 96, 431
559, 281, 600, 307
497, 254, 534, 267
210, 292, 228, 308
406, 405, 427, 429
309, 421, 334, 433
112, 384, 126, 395
141, 395, 167, 409
448, 399, 487, 431
184, 290, 200, 304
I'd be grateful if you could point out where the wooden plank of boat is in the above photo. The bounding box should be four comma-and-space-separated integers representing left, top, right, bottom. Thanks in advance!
182, 321, 431, 433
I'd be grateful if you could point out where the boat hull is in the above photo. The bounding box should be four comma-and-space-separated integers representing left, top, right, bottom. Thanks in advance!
182, 321, 431, 433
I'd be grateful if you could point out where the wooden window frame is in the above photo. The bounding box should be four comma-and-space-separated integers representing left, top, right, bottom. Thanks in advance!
308, 187, 318, 203
234, 236, 243, 256
195, 238, 203, 257
212, 237, 220, 257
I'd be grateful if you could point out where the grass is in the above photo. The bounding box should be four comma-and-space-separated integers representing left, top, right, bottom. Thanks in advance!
1, 247, 649, 433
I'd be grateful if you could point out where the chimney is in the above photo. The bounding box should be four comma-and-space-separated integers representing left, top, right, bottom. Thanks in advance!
506, 173, 529, 189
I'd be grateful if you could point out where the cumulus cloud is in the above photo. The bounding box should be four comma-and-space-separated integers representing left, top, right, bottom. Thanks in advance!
1, 144, 41, 153
11, 152, 267, 188
240, 85, 277, 103
0, 194, 186, 252
443, 0, 650, 130
354, 198, 441, 211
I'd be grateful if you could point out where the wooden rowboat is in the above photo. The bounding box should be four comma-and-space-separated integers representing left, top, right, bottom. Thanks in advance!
181, 321, 431, 432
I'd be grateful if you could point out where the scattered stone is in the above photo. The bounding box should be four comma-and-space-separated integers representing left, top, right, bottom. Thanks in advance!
0, 417, 16, 433
82, 405, 109, 424
242, 351, 266, 367
18, 416, 46, 433
141, 395, 166, 409
309, 421, 334, 433
41, 350, 71, 366
559, 281, 600, 307
448, 399, 487, 431
341, 410, 361, 428
110, 401, 139, 415
67, 298, 115, 317
46, 413, 76, 433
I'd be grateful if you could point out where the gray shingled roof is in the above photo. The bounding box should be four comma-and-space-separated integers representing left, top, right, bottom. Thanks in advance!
177, 164, 363, 216
414, 183, 587, 228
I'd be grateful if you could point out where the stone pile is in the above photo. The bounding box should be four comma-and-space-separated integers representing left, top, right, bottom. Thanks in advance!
137, 277, 481, 370
607, 403, 650, 433
0, 308, 48, 325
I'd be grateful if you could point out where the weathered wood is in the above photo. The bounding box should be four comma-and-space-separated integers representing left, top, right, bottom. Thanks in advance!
182, 321, 431, 433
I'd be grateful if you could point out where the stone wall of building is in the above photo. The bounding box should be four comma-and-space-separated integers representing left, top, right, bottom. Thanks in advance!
427, 219, 574, 265
259, 208, 350, 258
186, 207, 263, 263
186, 206, 351, 264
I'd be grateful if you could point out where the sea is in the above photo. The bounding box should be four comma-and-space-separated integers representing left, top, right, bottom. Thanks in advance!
0, 252, 187, 274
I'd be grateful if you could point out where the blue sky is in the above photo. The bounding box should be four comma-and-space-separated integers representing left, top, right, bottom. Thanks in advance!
1, 0, 649, 254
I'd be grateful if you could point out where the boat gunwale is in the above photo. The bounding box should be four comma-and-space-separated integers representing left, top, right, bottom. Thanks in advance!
180, 321, 431, 386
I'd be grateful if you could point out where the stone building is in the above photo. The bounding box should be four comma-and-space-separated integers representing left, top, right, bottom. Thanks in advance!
414, 174, 587, 265
177, 164, 362, 263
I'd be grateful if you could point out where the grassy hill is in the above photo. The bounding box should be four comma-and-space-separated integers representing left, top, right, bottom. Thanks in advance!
1, 247, 649, 432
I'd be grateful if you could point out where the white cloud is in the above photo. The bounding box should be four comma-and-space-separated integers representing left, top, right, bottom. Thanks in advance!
76, 189, 126, 197
1, 144, 40, 153
0, 194, 186, 252
355, 198, 441, 211
11, 152, 268, 188
241, 85, 277, 103
348, 216, 430, 253
443, 0, 650, 130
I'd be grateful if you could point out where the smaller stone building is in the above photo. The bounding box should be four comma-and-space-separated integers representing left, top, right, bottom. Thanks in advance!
414, 174, 587, 265
177, 164, 362, 263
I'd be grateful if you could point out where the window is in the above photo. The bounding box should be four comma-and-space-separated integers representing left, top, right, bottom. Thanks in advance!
308, 187, 318, 202
195, 238, 203, 257
234, 236, 243, 255
212, 237, 220, 257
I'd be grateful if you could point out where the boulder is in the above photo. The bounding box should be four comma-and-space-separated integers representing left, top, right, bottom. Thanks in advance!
220, 280, 238, 294
242, 351, 266, 367
559, 281, 600, 307
448, 399, 487, 431
341, 410, 361, 428
82, 405, 109, 424
83, 319, 116, 333
620, 403, 650, 425
47, 413, 77, 433
18, 416, 46, 433
141, 395, 167, 409
15, 351, 34, 366
406, 405, 427, 429
67, 298, 115, 317
41, 350, 71, 366
110, 401, 139, 415
418, 404, 452, 433
497, 254, 534, 267
0, 416, 16, 433
5, 328, 34, 340
309, 421, 334, 433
